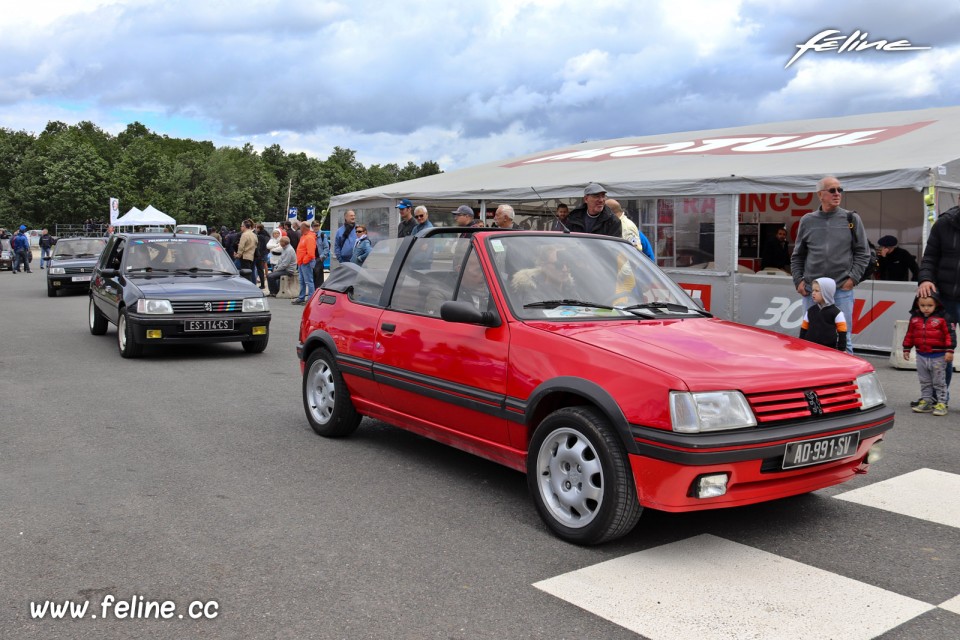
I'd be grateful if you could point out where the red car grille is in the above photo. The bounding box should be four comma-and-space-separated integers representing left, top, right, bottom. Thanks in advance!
747, 381, 861, 423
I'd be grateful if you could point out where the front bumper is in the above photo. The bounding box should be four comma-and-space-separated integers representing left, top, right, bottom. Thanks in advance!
628, 408, 894, 511
126, 312, 271, 345
48, 276, 93, 291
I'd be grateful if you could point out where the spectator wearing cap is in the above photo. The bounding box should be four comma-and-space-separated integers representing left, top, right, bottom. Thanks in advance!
397, 199, 416, 238
12, 226, 31, 273
876, 235, 919, 282
566, 183, 622, 237
453, 205, 482, 235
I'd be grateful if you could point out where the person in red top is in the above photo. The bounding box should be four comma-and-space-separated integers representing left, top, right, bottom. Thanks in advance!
903, 292, 956, 416
293, 223, 317, 305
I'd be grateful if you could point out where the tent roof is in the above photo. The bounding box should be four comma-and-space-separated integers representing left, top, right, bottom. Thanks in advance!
115, 204, 176, 226
115, 207, 143, 222
331, 106, 960, 207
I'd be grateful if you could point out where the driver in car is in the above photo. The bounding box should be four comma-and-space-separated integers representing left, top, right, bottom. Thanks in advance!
510, 246, 575, 306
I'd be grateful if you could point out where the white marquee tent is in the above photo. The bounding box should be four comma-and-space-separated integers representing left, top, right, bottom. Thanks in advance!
115, 204, 176, 227
331, 105, 960, 207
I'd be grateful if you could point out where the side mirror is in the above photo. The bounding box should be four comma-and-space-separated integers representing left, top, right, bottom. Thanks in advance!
239, 268, 253, 276
99, 268, 118, 278
440, 301, 501, 327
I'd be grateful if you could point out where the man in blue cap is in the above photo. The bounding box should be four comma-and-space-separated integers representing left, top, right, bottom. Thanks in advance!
12, 225, 31, 273
397, 198, 416, 238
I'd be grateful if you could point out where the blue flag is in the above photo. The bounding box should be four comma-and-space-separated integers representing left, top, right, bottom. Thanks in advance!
288, 207, 298, 221
306, 206, 315, 223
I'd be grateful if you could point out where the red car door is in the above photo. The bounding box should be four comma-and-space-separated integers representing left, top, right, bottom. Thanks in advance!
373, 244, 512, 451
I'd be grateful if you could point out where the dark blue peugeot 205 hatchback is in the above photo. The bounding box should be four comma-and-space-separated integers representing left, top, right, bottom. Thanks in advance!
88, 232, 271, 358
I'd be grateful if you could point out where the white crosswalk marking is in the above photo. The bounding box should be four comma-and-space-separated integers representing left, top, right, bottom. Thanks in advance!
534, 534, 934, 640
941, 594, 960, 615
833, 468, 960, 528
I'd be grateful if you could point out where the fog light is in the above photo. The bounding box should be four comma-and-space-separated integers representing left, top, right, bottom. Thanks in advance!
693, 473, 729, 499
866, 442, 884, 464
252, 326, 267, 336
146, 330, 163, 339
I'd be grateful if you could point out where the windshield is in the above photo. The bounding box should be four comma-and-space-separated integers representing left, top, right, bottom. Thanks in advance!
52, 238, 107, 259
125, 238, 238, 274
487, 234, 704, 320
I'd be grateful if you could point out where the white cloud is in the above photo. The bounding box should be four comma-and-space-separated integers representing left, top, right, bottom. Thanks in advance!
0, 0, 958, 171
758, 48, 960, 118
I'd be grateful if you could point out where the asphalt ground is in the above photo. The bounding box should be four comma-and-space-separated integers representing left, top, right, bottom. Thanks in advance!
1, 268, 957, 640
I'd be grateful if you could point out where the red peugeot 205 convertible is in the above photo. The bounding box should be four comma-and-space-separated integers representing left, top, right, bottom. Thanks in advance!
297, 228, 893, 545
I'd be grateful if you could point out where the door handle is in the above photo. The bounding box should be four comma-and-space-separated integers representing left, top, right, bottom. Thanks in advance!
381, 323, 396, 333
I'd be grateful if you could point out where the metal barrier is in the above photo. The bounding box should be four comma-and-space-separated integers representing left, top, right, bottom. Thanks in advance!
54, 224, 109, 238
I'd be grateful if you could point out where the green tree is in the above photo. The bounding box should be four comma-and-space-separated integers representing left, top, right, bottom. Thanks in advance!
0, 120, 444, 232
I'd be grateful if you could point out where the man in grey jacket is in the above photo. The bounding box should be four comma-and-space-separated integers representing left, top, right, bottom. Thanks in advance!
790, 176, 870, 354
266, 236, 297, 297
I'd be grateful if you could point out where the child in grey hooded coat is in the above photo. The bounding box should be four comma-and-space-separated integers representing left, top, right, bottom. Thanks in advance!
799, 277, 848, 352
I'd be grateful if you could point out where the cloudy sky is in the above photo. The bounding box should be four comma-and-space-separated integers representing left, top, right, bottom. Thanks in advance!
1, 0, 957, 171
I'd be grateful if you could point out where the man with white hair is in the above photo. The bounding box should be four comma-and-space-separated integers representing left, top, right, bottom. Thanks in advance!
494, 204, 519, 229
411, 206, 434, 235
791, 176, 869, 354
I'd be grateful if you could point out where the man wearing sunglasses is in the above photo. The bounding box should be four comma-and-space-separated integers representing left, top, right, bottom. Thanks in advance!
411, 206, 434, 235
791, 176, 870, 354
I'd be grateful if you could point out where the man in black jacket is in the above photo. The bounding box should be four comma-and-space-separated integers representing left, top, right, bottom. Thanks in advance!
877, 235, 919, 281
397, 199, 416, 238
918, 205, 960, 405
565, 183, 622, 237
39, 228, 55, 269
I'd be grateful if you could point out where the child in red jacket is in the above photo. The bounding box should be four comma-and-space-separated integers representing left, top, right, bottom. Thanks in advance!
903, 293, 956, 416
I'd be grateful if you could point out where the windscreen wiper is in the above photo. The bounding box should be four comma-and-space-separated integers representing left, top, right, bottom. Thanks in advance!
176, 267, 235, 275
524, 299, 616, 310
619, 302, 712, 317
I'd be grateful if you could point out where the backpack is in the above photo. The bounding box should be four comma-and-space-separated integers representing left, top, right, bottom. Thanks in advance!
847, 211, 877, 281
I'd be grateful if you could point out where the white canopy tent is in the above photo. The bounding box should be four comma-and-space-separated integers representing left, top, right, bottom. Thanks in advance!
115, 204, 176, 227
331, 105, 960, 207
115, 206, 142, 223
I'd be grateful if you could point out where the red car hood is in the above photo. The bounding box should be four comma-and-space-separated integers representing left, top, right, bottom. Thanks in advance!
533, 318, 872, 392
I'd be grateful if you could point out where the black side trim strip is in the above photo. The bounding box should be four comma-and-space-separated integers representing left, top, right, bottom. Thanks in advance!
372, 363, 509, 418
338, 354, 374, 380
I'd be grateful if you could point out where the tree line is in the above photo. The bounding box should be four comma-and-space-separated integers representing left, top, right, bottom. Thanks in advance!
0, 121, 442, 231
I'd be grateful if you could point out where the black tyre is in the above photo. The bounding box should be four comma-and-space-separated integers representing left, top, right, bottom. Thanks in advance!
47, 284, 57, 298
302, 349, 361, 437
241, 336, 269, 354
527, 406, 642, 545
117, 308, 143, 358
88, 298, 108, 335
